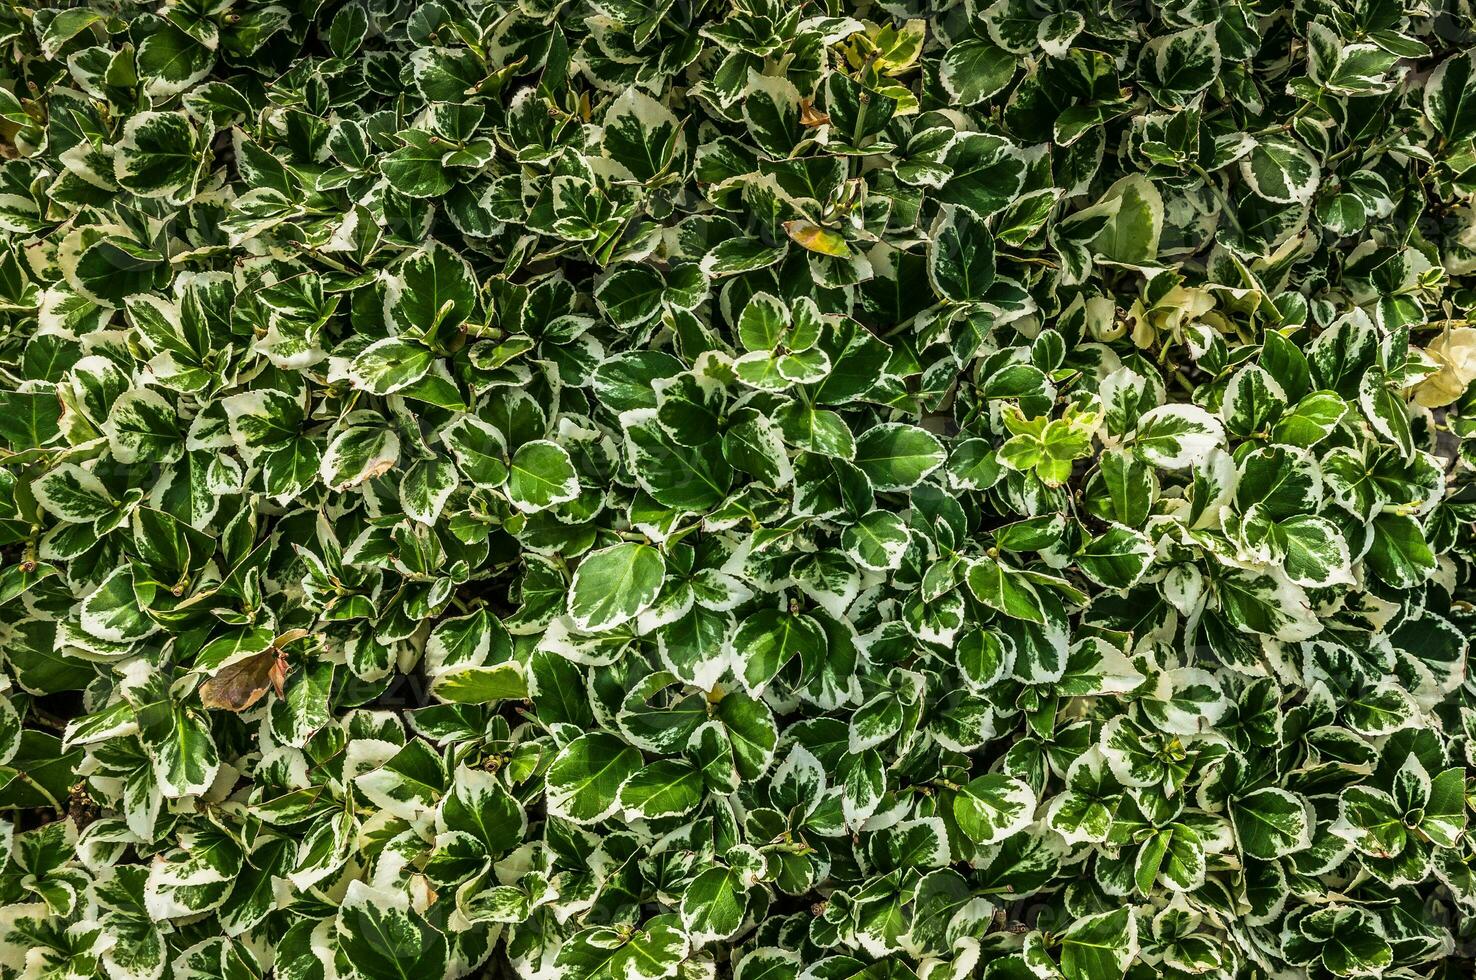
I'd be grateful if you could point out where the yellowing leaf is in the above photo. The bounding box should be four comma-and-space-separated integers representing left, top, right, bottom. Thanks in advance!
783, 221, 851, 257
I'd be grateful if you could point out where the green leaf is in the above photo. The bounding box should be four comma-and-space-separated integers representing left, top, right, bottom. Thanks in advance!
1059, 907, 1137, 980
842, 510, 911, 572
618, 759, 704, 819
952, 773, 1036, 845
733, 609, 825, 693
1365, 512, 1436, 590
81, 567, 157, 643
1422, 768, 1467, 849
0, 391, 62, 451
933, 133, 1026, 219
557, 915, 689, 980
1241, 137, 1321, 205
927, 207, 995, 302
601, 88, 685, 183
349, 338, 435, 395
938, 39, 1016, 106
384, 239, 478, 337
1143, 26, 1219, 107
1087, 175, 1164, 265
337, 895, 449, 980
625, 414, 733, 508
1075, 526, 1152, 590
101, 388, 183, 463
853, 423, 945, 491
546, 732, 643, 824
1424, 51, 1476, 142
380, 130, 453, 198
429, 663, 527, 703
320, 424, 399, 490
37, 8, 105, 58
597, 265, 667, 328
507, 440, 579, 513
441, 414, 509, 487
1233, 788, 1312, 859
568, 542, 666, 631
113, 111, 204, 201
966, 557, 1045, 624
742, 72, 802, 158
681, 866, 749, 943
400, 457, 458, 525
1134, 404, 1224, 469
32, 463, 117, 523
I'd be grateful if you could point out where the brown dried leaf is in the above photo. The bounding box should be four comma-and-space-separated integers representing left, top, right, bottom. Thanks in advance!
199, 649, 287, 713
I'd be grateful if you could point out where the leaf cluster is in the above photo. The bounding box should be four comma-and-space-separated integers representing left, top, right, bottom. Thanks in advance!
0, 1, 1475, 980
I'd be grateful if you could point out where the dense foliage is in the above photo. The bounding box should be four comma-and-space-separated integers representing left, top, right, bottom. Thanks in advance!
2, 0, 1476, 977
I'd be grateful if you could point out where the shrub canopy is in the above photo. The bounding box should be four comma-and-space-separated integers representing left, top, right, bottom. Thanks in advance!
0, 1, 1475, 979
